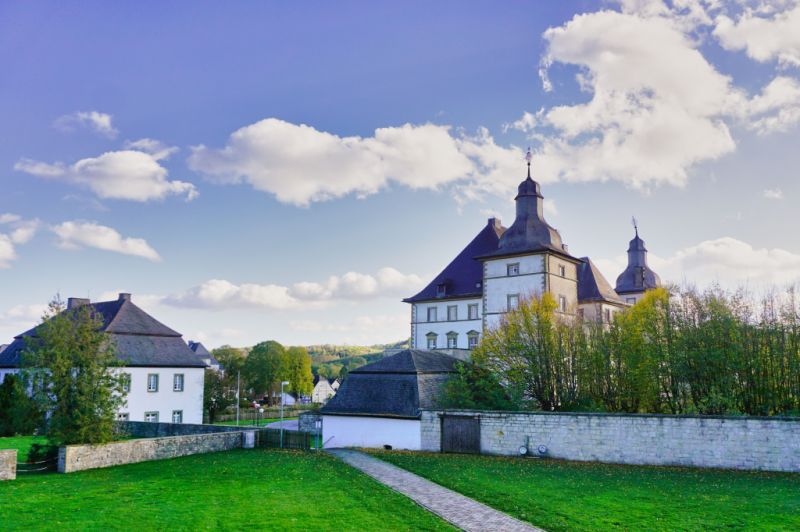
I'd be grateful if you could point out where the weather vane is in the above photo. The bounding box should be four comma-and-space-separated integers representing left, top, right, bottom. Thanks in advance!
631, 216, 638, 236
525, 147, 532, 178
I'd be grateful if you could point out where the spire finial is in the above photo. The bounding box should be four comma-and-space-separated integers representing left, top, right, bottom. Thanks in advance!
525, 147, 532, 178
631, 216, 639, 237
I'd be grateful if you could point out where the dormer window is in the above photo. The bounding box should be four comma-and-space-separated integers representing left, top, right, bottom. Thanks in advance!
507, 263, 520, 276
436, 283, 447, 297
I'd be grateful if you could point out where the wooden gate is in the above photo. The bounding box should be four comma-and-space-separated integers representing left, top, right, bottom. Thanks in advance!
441, 415, 480, 454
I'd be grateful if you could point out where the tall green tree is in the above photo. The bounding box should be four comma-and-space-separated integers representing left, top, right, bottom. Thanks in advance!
203, 369, 233, 423
22, 298, 127, 445
243, 340, 288, 404
0, 373, 43, 436
286, 346, 313, 396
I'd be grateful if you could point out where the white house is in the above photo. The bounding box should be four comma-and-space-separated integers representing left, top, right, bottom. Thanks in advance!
311, 376, 337, 404
320, 349, 459, 450
188, 341, 221, 371
404, 160, 662, 346
0, 293, 206, 424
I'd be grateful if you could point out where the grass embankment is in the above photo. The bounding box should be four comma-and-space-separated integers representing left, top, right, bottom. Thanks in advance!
0, 436, 48, 462
368, 451, 800, 531
0, 449, 451, 531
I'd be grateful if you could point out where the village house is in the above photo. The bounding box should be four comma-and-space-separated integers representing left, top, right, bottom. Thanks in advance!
311, 375, 338, 404
404, 159, 661, 351
188, 341, 221, 372
0, 293, 206, 424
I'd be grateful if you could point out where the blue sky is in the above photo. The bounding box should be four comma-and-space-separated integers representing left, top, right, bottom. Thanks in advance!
2, 1, 799, 348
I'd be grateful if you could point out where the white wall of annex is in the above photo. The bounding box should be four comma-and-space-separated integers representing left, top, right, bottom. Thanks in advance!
322, 415, 421, 450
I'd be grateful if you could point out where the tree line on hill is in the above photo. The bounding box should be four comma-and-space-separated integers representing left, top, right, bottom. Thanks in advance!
445, 286, 800, 417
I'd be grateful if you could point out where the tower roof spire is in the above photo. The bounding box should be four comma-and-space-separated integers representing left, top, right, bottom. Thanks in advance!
525, 147, 532, 178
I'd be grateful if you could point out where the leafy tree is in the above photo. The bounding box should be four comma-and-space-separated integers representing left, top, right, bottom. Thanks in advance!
22, 298, 127, 445
286, 346, 313, 396
243, 340, 288, 404
0, 373, 43, 436
440, 361, 517, 410
203, 369, 233, 423
212, 345, 246, 376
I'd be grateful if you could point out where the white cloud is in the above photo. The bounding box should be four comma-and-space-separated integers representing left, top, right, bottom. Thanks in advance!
0, 303, 48, 339
745, 76, 800, 133
0, 214, 40, 268
53, 111, 118, 138
763, 187, 784, 199
15, 148, 197, 202
51, 221, 161, 262
164, 267, 425, 310
595, 236, 800, 289
123, 138, 179, 161
714, 2, 800, 67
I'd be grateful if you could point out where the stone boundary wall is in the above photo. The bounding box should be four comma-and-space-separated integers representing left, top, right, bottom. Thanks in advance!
299, 412, 321, 432
117, 420, 254, 438
0, 450, 16, 481
421, 410, 800, 472
58, 431, 244, 473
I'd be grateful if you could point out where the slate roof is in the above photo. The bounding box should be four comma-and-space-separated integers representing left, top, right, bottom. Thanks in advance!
404, 218, 505, 303
577, 257, 625, 305
477, 175, 576, 262
0, 294, 205, 368
615, 231, 661, 295
320, 349, 459, 419
188, 341, 219, 367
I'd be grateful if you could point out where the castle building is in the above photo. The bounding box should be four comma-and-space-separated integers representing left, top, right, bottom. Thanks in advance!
404, 162, 661, 350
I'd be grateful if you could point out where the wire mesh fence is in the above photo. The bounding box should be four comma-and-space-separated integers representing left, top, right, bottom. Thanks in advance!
253, 428, 315, 450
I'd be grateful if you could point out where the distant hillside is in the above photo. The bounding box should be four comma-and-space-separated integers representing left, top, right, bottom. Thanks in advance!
309, 340, 408, 378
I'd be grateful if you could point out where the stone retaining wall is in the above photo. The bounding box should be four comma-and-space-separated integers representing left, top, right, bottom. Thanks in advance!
58, 431, 244, 473
421, 410, 800, 472
299, 412, 322, 432
0, 450, 16, 481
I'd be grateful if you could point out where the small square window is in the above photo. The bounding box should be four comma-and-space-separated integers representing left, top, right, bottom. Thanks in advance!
559, 296, 567, 312
468, 304, 479, 320
147, 374, 159, 392
447, 305, 458, 321
558, 265, 566, 277
173, 373, 184, 392
507, 294, 520, 311
172, 410, 183, 424
117, 413, 129, 421
626, 297, 636, 305
145, 411, 159, 423
427, 307, 438, 322
507, 263, 520, 276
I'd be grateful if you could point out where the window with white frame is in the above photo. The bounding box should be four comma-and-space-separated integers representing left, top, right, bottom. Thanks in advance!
507, 294, 520, 311
468, 304, 479, 320
447, 333, 458, 349
467, 332, 479, 349
427, 307, 437, 322
558, 295, 567, 313
147, 373, 159, 392
426, 333, 437, 349
121, 373, 131, 393
558, 264, 566, 277
447, 305, 457, 321
626, 297, 636, 304
172, 410, 183, 424
507, 263, 520, 276
173, 373, 184, 392
117, 413, 129, 421
145, 411, 159, 423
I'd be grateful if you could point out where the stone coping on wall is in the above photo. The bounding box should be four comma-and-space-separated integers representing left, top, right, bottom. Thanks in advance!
423, 408, 800, 422
0, 449, 16, 481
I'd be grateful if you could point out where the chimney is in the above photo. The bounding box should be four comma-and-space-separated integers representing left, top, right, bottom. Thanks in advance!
488, 217, 502, 228
118, 293, 132, 302
67, 297, 90, 310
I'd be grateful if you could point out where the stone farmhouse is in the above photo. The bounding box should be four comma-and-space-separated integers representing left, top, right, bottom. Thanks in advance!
404, 160, 661, 351
0, 293, 207, 424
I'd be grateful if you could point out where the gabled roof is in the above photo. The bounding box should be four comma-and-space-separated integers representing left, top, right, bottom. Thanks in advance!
188, 341, 219, 366
404, 218, 505, 303
320, 349, 459, 419
0, 294, 205, 368
577, 257, 624, 305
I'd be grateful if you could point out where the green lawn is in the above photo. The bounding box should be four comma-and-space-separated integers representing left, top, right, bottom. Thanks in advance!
0, 435, 48, 462
210, 417, 298, 427
368, 451, 800, 531
0, 449, 451, 531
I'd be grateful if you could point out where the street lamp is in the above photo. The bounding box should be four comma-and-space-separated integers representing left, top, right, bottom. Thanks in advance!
258, 407, 264, 427
280, 381, 290, 448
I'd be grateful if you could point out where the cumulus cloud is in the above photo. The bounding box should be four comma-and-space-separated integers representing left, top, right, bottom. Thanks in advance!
714, 2, 800, 67
0, 214, 40, 268
51, 221, 161, 262
53, 111, 118, 138
123, 138, 179, 160
763, 187, 784, 199
164, 267, 425, 310
15, 144, 197, 202
595, 236, 800, 289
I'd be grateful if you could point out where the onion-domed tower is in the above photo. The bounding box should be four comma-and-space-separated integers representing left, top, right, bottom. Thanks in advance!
615, 224, 661, 304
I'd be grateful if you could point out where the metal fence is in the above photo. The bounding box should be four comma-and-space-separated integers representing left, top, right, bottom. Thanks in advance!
253, 428, 315, 450
16, 456, 57, 474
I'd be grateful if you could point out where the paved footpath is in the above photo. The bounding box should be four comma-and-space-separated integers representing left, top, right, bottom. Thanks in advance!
327, 449, 542, 532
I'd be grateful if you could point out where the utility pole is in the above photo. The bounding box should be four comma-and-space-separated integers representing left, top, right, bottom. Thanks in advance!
236, 371, 241, 426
